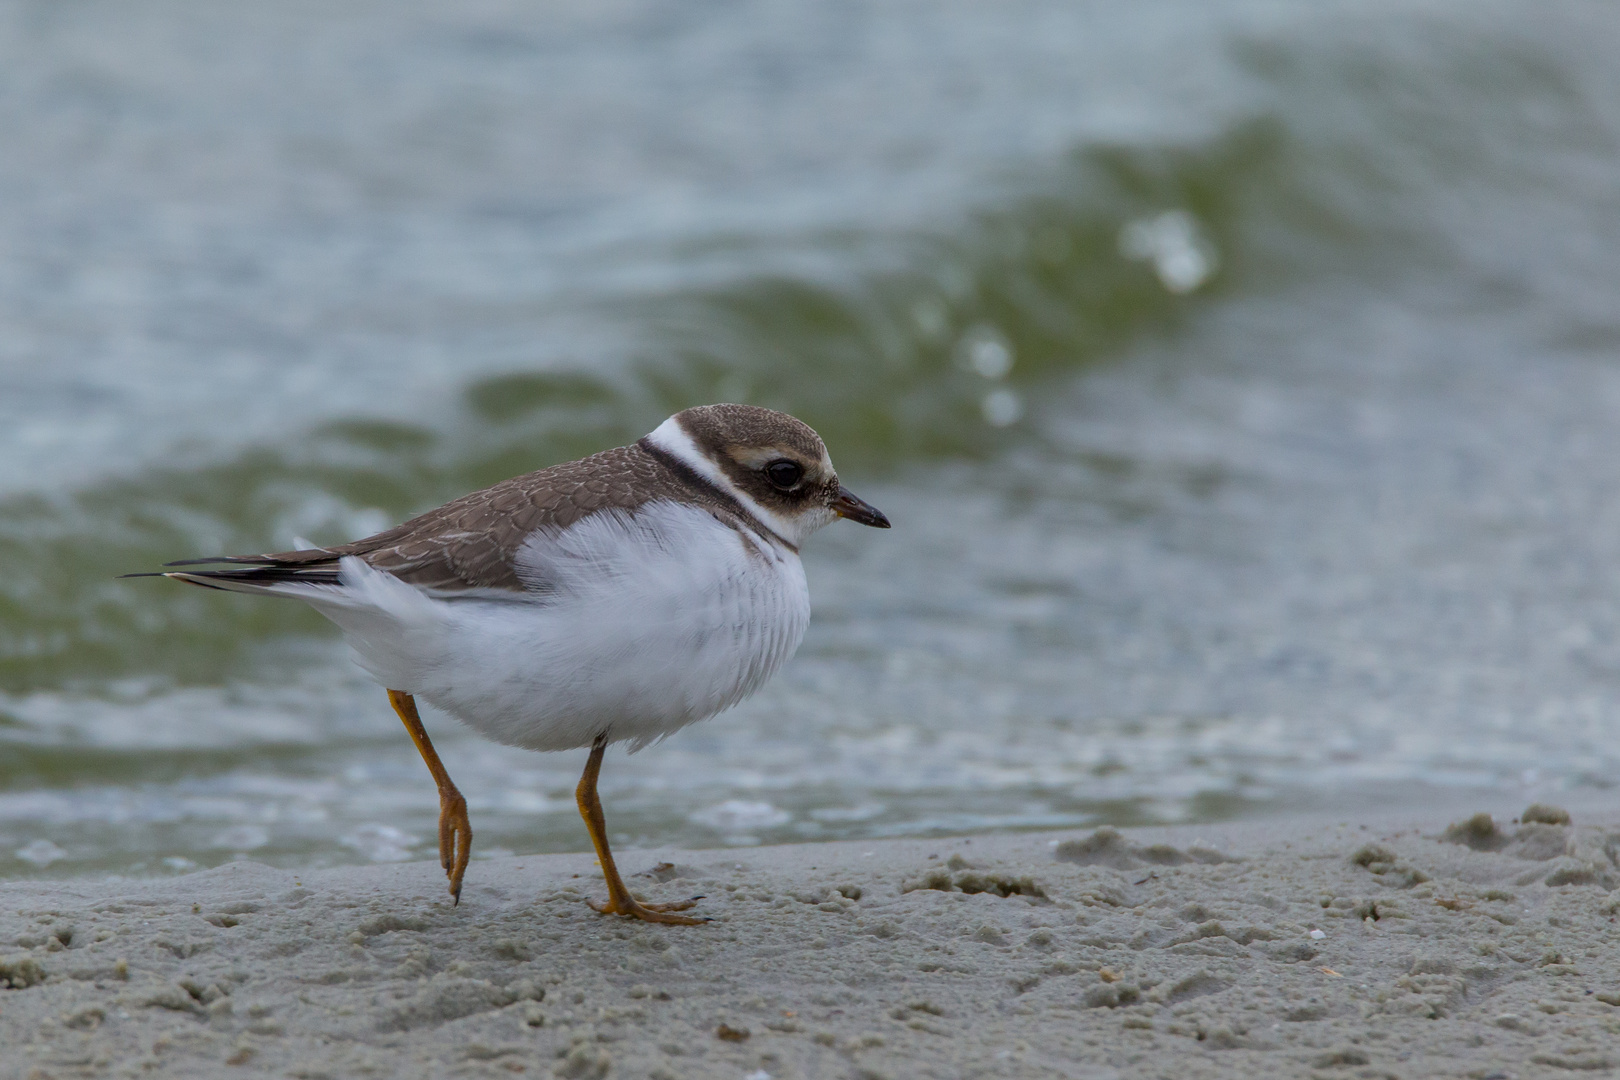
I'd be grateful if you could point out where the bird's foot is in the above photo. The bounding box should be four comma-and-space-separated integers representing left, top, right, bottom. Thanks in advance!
587, 894, 708, 925
437, 788, 472, 904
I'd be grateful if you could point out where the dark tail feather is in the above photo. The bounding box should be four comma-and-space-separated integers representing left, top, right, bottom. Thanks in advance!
156, 573, 248, 593
122, 562, 344, 589
163, 555, 286, 567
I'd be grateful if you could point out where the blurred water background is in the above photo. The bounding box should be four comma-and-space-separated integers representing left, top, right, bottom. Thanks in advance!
4, 0, 1620, 877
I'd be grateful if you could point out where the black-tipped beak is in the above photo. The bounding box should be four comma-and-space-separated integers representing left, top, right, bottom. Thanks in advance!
833, 485, 890, 528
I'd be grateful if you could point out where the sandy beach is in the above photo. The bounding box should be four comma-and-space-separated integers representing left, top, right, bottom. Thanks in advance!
5, 803, 1620, 1080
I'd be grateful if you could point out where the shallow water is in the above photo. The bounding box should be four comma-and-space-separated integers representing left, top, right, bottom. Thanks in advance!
3, 0, 1619, 878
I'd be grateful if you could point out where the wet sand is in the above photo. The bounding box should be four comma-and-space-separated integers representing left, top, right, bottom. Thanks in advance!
5, 805, 1620, 1079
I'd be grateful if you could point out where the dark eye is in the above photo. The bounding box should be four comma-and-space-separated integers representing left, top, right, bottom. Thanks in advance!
764, 459, 803, 490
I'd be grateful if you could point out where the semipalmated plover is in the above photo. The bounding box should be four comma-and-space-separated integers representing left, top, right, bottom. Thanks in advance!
135, 404, 889, 924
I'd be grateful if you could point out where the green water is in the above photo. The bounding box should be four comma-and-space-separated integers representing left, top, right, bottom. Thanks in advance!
3, 0, 1619, 877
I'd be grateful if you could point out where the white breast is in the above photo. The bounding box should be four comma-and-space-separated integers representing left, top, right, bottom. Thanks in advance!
302, 501, 811, 752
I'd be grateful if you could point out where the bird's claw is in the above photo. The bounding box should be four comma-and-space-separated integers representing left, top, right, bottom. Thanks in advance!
587, 894, 708, 925
437, 789, 472, 904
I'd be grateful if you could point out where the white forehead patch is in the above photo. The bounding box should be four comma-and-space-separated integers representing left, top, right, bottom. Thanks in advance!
729, 444, 834, 479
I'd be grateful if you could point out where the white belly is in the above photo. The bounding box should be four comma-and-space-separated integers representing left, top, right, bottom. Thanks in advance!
305, 501, 810, 752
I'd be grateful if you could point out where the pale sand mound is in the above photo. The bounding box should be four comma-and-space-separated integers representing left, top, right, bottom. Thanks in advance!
5, 809, 1620, 1079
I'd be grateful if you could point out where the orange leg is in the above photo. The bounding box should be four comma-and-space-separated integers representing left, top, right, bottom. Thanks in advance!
575, 735, 706, 925
387, 690, 472, 904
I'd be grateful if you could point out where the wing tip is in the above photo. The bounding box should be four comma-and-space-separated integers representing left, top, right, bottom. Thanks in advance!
157, 572, 237, 592
163, 556, 258, 567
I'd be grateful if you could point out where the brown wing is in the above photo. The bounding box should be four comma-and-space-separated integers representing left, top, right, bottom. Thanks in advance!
161, 442, 744, 596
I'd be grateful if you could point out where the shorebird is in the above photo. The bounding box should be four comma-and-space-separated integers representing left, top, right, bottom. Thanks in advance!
137, 404, 889, 924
